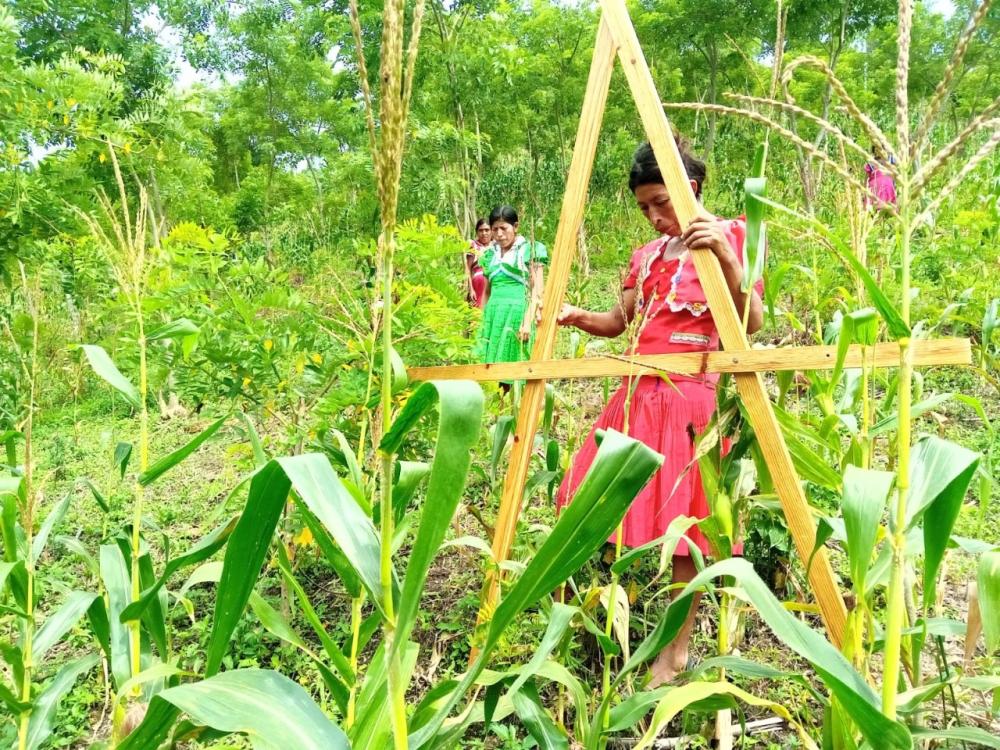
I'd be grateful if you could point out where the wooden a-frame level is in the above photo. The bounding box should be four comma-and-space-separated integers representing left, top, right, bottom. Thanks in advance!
408, 0, 971, 648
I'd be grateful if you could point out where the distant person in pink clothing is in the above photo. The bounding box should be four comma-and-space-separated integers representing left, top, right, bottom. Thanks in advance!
465, 218, 491, 307
865, 145, 897, 210
556, 139, 764, 687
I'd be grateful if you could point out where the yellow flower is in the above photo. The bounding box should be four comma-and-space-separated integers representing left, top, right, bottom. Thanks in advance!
242, 376, 252, 388
98, 152, 106, 163
295, 361, 305, 375
123, 142, 132, 154
67, 98, 77, 108
47, 100, 54, 109
62, 114, 69, 125
310, 352, 322, 365
293, 526, 314, 547
263, 339, 273, 352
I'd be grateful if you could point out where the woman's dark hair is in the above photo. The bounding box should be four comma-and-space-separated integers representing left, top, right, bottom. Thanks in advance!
628, 140, 706, 197
489, 205, 519, 226
475, 217, 490, 231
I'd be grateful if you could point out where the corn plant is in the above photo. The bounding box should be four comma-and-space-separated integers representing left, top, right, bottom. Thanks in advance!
654, 0, 1000, 744
0, 266, 102, 750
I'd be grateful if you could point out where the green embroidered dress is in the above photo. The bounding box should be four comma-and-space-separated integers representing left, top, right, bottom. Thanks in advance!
476, 236, 548, 365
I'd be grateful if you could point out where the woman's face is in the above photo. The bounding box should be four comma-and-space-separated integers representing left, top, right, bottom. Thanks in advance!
634, 183, 681, 236
475, 224, 492, 245
492, 220, 517, 250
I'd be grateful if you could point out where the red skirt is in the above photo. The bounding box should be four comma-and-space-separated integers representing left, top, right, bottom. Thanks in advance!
556, 375, 721, 555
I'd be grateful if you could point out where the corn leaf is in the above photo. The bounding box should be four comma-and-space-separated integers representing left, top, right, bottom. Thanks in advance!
120, 516, 238, 622
842, 466, 894, 595
634, 680, 815, 750
146, 318, 199, 341
378, 380, 483, 663
156, 669, 348, 750
409, 428, 662, 747
668, 559, 912, 749
31, 494, 70, 564
24, 654, 100, 750
510, 679, 569, 750
99, 544, 132, 689
204, 461, 289, 676
139, 416, 228, 487
979, 550, 1000, 654
31, 590, 98, 665
81, 345, 141, 409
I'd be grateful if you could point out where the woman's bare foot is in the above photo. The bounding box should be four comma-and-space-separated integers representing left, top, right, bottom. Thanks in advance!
647, 646, 689, 688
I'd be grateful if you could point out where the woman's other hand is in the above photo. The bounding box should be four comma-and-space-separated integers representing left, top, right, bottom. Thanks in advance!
518, 322, 532, 342
557, 303, 583, 327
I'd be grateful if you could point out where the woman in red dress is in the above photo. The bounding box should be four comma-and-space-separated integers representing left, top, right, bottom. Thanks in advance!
556, 141, 764, 685
465, 218, 491, 307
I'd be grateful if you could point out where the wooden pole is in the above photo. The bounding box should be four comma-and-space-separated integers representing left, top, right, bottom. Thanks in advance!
409, 338, 970, 382
474, 16, 619, 641
598, 0, 848, 644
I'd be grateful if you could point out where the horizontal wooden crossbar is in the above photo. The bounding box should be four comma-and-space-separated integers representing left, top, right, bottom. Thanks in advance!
408, 338, 971, 383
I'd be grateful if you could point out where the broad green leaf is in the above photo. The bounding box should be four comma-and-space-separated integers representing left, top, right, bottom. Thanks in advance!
178, 560, 223, 597
389, 345, 408, 395
634, 680, 814, 750
115, 696, 180, 750
0, 680, 30, 713
79, 478, 110, 513
606, 686, 671, 733
298, 506, 363, 598
115, 442, 133, 479
31, 590, 98, 665
147, 318, 198, 341
506, 603, 576, 700
328, 428, 366, 507
979, 550, 1000, 653
668, 560, 912, 749
24, 654, 99, 750
490, 415, 515, 483
378, 380, 483, 662
510, 680, 569, 750
271, 547, 355, 687
240, 412, 267, 468
139, 416, 227, 486
120, 516, 238, 622
742, 173, 767, 294
532, 660, 590, 741
205, 461, 291, 676
911, 727, 1000, 748
394, 460, 430, 525
248, 592, 350, 714
157, 669, 349, 750
31, 495, 70, 563
99, 544, 133, 689
409, 428, 662, 748
113, 663, 189, 713
842, 466, 894, 594
81, 345, 141, 409
276, 454, 383, 606
773, 413, 842, 489
0, 559, 28, 614
906, 436, 980, 608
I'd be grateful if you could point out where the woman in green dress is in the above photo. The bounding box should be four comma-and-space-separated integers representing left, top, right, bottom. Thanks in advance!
477, 205, 547, 378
